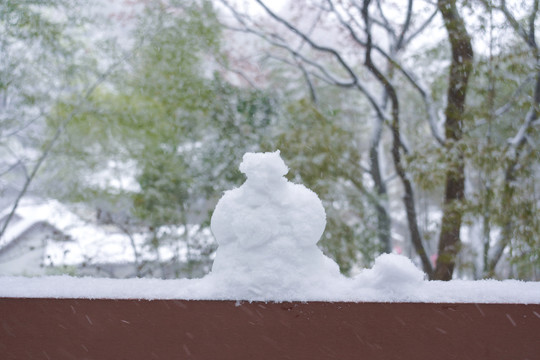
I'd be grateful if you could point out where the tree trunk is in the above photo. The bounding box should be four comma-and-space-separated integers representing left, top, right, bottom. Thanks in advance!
433, 0, 473, 280
369, 118, 392, 253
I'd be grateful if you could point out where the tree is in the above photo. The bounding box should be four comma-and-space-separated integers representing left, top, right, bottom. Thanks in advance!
471, 0, 540, 278
269, 99, 381, 273
9, 0, 538, 279
219, 0, 448, 277
46, 0, 279, 277
433, 0, 474, 280
219, 0, 539, 280
0, 0, 125, 239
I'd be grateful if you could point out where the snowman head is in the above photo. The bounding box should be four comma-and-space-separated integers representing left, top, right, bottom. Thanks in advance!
239, 151, 288, 183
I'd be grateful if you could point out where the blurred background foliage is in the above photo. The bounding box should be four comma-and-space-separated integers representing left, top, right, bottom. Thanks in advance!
1, 0, 538, 280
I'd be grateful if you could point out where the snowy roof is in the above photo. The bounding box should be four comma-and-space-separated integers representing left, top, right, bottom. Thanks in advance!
0, 199, 206, 267
0, 201, 77, 243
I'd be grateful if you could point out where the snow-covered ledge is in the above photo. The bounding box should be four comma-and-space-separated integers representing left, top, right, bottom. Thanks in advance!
1, 152, 539, 359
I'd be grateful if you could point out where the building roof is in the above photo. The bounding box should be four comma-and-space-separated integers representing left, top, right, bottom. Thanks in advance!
0, 199, 211, 269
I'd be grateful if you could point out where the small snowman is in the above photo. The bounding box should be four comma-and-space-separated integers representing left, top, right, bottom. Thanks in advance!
210, 151, 341, 293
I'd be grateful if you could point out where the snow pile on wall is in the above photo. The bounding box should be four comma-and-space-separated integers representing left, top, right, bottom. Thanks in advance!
0, 199, 198, 269
1, 151, 539, 303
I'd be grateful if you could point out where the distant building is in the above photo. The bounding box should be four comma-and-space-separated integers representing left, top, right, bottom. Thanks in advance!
0, 199, 213, 278
0, 215, 72, 276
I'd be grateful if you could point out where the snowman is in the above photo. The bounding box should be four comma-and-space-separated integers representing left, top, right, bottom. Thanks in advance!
210, 151, 341, 292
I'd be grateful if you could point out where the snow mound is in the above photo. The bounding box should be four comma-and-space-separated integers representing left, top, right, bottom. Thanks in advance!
356, 253, 426, 288
1, 151, 540, 303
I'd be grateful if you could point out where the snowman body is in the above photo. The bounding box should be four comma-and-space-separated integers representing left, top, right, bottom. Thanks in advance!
210, 151, 340, 287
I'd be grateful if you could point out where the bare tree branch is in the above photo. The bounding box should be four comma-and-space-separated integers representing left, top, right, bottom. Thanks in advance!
403, 7, 438, 46
220, 0, 392, 121
395, 0, 414, 51
374, 0, 396, 40
328, 0, 444, 144
296, 59, 319, 104
215, 55, 259, 89
0, 109, 46, 140
254, 0, 360, 83
0, 42, 142, 240
499, 0, 537, 49
494, 73, 535, 117
528, 0, 539, 47
0, 160, 23, 178
363, 0, 434, 276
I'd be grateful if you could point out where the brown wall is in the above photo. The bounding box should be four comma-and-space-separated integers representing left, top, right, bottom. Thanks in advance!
1, 298, 539, 359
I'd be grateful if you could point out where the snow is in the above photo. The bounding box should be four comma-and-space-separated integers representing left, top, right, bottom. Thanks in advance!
1, 273, 539, 303
209, 151, 341, 299
88, 159, 141, 193
1, 151, 539, 303
0, 199, 204, 269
